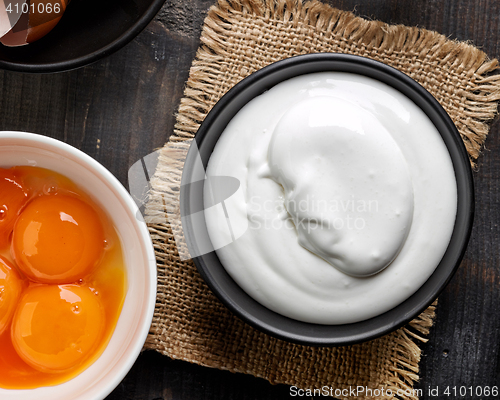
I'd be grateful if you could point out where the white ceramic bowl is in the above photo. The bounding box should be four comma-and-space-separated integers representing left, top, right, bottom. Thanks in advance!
0, 131, 157, 400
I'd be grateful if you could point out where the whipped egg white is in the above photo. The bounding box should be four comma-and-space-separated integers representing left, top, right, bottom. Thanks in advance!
203, 72, 457, 324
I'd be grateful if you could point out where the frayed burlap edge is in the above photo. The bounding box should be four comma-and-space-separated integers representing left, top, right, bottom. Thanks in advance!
175, 0, 500, 164
143, 1, 500, 399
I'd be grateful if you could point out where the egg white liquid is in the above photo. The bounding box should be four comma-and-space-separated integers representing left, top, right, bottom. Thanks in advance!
204, 72, 457, 325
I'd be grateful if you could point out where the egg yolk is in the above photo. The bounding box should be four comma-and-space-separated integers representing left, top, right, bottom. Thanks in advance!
0, 256, 24, 335
0, 167, 126, 390
12, 195, 105, 284
0, 170, 29, 249
11, 284, 105, 372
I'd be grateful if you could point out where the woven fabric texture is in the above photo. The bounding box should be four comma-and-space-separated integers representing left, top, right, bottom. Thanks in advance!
143, 1, 500, 398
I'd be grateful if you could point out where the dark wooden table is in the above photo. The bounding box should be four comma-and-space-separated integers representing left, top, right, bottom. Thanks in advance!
1, 1, 499, 399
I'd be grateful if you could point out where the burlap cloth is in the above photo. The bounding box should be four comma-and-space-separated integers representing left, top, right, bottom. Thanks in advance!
143, 1, 500, 398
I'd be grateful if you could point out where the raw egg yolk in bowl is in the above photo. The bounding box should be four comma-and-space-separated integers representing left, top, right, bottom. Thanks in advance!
12, 194, 105, 284
0, 166, 127, 389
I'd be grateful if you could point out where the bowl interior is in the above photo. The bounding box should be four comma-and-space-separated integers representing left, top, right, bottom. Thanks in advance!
0, 0, 165, 72
0, 132, 156, 399
181, 53, 474, 346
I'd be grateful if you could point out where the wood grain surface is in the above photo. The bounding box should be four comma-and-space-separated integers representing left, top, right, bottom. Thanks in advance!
0, 1, 498, 399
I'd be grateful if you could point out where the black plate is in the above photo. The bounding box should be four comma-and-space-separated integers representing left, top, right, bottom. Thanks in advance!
0, 0, 166, 73
180, 53, 474, 346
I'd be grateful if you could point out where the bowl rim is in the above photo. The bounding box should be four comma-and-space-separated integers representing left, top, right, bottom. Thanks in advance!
0, 131, 157, 397
0, 0, 167, 73
180, 53, 474, 346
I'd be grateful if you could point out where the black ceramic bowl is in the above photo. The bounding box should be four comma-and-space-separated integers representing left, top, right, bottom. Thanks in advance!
0, 0, 166, 73
181, 53, 474, 346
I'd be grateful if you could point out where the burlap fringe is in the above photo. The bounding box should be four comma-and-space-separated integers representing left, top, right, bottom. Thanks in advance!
385, 302, 437, 400
189, 0, 500, 164
145, 1, 500, 399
